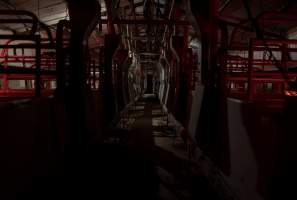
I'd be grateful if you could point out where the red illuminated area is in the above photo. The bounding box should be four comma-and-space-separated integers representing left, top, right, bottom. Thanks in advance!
0, 11, 56, 100
221, 39, 297, 105
0, 1, 297, 200
285, 90, 297, 96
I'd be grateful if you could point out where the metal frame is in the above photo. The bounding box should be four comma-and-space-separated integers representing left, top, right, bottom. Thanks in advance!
221, 38, 297, 105
0, 10, 57, 99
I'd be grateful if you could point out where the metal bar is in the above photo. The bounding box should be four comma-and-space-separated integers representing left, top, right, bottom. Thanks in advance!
3, 74, 55, 79
100, 19, 190, 25
0, 68, 56, 75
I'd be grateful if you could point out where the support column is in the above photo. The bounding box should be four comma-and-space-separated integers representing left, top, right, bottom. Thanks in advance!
102, 34, 121, 128
191, 0, 231, 174
65, 0, 100, 145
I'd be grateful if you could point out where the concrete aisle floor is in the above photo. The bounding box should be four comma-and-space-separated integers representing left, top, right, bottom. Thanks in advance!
119, 94, 223, 200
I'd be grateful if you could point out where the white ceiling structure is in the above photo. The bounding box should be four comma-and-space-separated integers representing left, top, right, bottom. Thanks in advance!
0, 0, 108, 28
2, 0, 68, 26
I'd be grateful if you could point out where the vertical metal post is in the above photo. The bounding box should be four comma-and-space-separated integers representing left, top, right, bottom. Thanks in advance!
56, 21, 64, 93
35, 35, 41, 97
104, 0, 115, 34
248, 39, 254, 101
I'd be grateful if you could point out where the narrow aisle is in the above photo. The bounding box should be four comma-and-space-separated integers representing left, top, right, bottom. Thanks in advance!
128, 94, 156, 151
120, 94, 222, 200
101, 93, 228, 200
